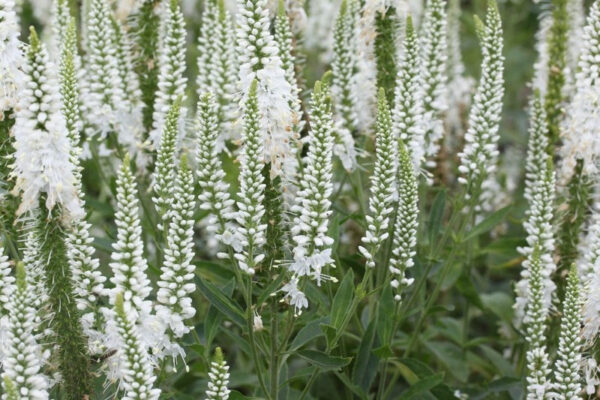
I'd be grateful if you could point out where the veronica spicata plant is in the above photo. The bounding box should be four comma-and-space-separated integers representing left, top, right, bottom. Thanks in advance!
2, 1, 600, 399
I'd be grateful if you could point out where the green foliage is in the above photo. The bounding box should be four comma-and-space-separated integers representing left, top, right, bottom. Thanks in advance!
544, 0, 569, 150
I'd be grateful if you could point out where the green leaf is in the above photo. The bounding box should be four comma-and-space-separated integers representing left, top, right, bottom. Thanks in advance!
255, 273, 286, 307
334, 371, 369, 400
195, 261, 235, 286
428, 190, 446, 248
352, 320, 379, 391
479, 345, 515, 377
320, 323, 337, 349
456, 272, 484, 310
196, 278, 245, 327
481, 292, 514, 322
229, 391, 262, 400
398, 373, 444, 399
373, 345, 393, 358
423, 341, 469, 382
481, 237, 526, 255
296, 350, 352, 371
376, 285, 395, 345
463, 205, 512, 241
330, 269, 355, 330
289, 317, 328, 351
395, 358, 435, 385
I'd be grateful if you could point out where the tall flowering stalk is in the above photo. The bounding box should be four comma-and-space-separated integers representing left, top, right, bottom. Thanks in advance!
514, 93, 556, 327
557, 1, 600, 274
332, 0, 357, 134
105, 293, 161, 400
60, 18, 107, 339
420, 0, 448, 169
0, 245, 12, 315
205, 347, 231, 400
389, 140, 419, 302
524, 92, 549, 204
582, 207, 600, 341
21, 229, 49, 339
152, 99, 181, 226
197, 0, 238, 138
457, 0, 504, 212
156, 156, 197, 338
111, 16, 148, 165
524, 246, 553, 400
353, 1, 379, 131
0, 0, 22, 244
0, 0, 23, 113
393, 16, 425, 168
110, 155, 152, 318
515, 159, 557, 326
84, 0, 125, 137
197, 0, 218, 97
551, 265, 582, 400
285, 79, 335, 315
0, 245, 14, 362
359, 89, 396, 269
195, 93, 236, 245
234, 81, 267, 276
0, 263, 49, 400
446, 0, 474, 139
150, 0, 187, 148
275, 0, 304, 136
12, 28, 91, 399
236, 0, 299, 186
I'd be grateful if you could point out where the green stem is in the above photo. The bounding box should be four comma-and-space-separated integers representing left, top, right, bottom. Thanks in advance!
270, 298, 279, 400
38, 211, 92, 399
245, 278, 271, 399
